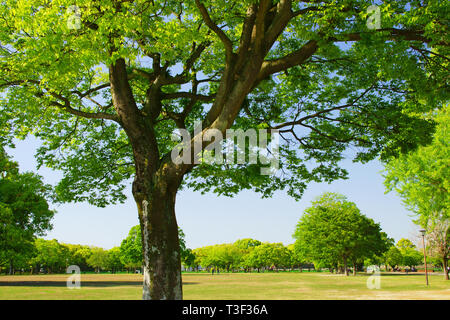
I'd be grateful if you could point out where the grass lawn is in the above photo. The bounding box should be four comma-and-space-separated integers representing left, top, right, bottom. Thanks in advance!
0, 272, 448, 300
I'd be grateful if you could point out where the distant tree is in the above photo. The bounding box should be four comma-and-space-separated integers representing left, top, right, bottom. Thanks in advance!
271, 244, 292, 271
425, 218, 449, 280
384, 246, 403, 271
192, 247, 208, 271
119, 226, 143, 272
385, 106, 449, 229
394, 239, 422, 269
106, 247, 124, 273
178, 228, 195, 268
401, 247, 423, 269
30, 239, 68, 274
234, 239, 262, 251
87, 247, 109, 273
364, 234, 394, 271
288, 243, 307, 271
242, 242, 289, 272
181, 248, 196, 271
192, 245, 220, 271
385, 106, 449, 279
218, 244, 245, 272
0, 147, 55, 274
396, 238, 416, 250
64, 244, 93, 272
242, 245, 266, 273
294, 193, 390, 276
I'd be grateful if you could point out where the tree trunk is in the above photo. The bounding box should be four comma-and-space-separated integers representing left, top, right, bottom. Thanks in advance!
343, 257, 349, 276
443, 258, 449, 280
135, 173, 183, 300
353, 262, 356, 276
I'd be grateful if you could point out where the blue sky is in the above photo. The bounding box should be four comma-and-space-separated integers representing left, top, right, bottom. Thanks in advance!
6, 136, 421, 250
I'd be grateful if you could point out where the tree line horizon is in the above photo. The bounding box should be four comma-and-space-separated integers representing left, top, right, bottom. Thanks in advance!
0, 192, 445, 278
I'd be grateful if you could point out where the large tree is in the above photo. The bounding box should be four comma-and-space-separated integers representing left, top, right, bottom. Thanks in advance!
1, 0, 448, 299
384, 106, 449, 226
119, 225, 143, 271
0, 147, 55, 274
385, 106, 449, 278
293, 192, 390, 276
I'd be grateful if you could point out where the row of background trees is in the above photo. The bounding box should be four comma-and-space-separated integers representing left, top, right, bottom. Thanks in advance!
0, 224, 192, 275
1, 203, 444, 276
0, 232, 441, 276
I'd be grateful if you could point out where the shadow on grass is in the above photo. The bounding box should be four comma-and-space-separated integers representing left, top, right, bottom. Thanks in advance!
0, 281, 199, 288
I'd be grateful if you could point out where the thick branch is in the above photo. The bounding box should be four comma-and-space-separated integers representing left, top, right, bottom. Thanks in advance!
50, 99, 118, 121
195, 0, 234, 59
257, 40, 319, 81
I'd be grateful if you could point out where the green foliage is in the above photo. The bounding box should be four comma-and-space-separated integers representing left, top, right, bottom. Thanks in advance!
181, 248, 196, 270
396, 238, 416, 250
243, 242, 292, 270
233, 238, 262, 251
384, 105, 449, 227
64, 243, 93, 270
106, 247, 124, 273
119, 225, 143, 269
0, 147, 55, 270
383, 240, 424, 269
385, 246, 403, 269
87, 247, 109, 272
293, 192, 391, 272
0, 0, 447, 206
400, 247, 423, 268
192, 240, 296, 272
30, 239, 68, 273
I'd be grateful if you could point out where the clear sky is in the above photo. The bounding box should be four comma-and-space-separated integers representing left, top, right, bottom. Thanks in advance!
6, 136, 421, 250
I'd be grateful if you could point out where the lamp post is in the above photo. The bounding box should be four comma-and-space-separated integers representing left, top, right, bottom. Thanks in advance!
419, 229, 429, 286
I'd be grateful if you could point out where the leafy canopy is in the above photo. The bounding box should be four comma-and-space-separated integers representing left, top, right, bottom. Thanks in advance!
0, 147, 55, 267
293, 192, 391, 268
0, 1, 448, 207
384, 105, 449, 227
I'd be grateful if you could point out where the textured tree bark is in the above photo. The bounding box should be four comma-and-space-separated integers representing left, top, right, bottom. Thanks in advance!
133, 169, 183, 300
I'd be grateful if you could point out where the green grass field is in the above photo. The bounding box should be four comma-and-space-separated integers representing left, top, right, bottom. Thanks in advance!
0, 272, 448, 300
